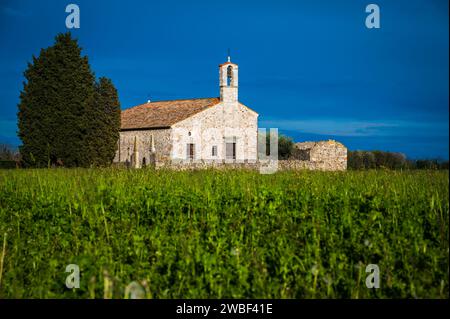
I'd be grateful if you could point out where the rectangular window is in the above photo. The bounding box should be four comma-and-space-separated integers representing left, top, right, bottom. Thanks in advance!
187, 143, 195, 160
226, 142, 236, 160
212, 145, 217, 157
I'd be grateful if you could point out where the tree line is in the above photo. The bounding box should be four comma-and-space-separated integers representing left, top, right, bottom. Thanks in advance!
17, 33, 120, 168
348, 150, 449, 170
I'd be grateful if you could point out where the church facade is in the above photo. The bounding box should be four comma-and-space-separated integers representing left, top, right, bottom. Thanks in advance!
114, 58, 259, 167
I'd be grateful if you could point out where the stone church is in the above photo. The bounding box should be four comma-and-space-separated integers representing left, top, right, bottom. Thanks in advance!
114, 57, 258, 168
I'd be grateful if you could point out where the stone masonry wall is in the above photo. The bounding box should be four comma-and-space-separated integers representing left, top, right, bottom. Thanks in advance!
114, 129, 172, 166
294, 140, 347, 171
152, 159, 345, 171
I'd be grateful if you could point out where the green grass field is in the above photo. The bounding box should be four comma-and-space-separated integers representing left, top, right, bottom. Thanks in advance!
0, 168, 448, 298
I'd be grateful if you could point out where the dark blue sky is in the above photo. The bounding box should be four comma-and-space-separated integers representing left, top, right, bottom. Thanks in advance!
0, 0, 448, 159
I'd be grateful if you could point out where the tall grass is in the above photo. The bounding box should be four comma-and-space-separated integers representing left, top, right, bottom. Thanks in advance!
0, 168, 448, 298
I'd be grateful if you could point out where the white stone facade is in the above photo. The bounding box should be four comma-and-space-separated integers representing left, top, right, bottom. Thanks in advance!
171, 101, 258, 162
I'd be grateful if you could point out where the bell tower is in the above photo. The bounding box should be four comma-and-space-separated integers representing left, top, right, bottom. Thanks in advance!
219, 54, 238, 103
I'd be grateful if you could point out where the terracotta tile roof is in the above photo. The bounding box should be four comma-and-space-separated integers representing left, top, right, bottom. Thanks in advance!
121, 97, 221, 130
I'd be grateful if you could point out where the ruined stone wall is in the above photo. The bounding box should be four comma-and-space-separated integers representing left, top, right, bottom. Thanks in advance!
294, 140, 347, 171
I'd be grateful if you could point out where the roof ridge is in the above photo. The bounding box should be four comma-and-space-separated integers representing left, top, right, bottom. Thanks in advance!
123, 97, 220, 112
148, 97, 219, 103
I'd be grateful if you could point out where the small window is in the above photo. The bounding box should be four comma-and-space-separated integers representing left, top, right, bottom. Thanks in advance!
212, 145, 217, 157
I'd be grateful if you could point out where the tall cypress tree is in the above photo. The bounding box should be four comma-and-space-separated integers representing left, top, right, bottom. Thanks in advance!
18, 33, 120, 167
86, 77, 121, 166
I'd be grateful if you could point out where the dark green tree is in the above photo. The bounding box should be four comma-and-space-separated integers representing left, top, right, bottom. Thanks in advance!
86, 77, 121, 166
265, 133, 295, 159
18, 33, 120, 167
18, 33, 96, 167
277, 134, 294, 159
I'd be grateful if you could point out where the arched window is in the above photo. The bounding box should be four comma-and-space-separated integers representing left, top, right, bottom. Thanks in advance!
227, 65, 233, 86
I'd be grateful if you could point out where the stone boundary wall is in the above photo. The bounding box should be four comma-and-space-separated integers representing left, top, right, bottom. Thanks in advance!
278, 160, 346, 171
151, 159, 346, 171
